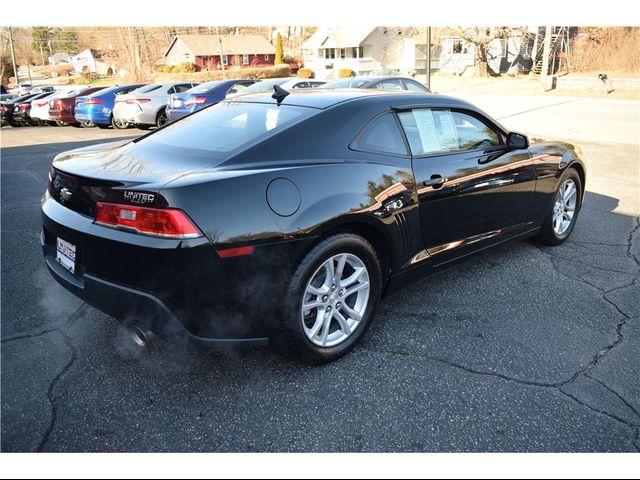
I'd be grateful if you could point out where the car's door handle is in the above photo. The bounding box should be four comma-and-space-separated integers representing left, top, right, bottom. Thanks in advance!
423, 175, 446, 188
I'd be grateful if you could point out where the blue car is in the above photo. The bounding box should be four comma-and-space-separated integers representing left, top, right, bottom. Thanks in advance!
74, 84, 146, 129
166, 79, 257, 123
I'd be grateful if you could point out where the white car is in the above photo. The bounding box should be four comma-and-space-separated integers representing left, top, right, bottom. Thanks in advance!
30, 87, 82, 124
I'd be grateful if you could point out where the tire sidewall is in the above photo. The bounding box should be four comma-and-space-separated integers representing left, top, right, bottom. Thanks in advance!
283, 234, 382, 363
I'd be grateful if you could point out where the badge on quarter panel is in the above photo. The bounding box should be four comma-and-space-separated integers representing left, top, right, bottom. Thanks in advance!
123, 191, 155, 204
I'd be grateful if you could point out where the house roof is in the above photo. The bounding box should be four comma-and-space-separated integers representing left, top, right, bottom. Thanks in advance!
301, 27, 375, 50
164, 34, 276, 57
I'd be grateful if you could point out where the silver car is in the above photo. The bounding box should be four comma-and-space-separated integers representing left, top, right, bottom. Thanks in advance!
113, 82, 199, 129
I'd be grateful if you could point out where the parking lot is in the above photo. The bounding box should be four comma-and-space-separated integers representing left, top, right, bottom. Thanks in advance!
1, 94, 639, 452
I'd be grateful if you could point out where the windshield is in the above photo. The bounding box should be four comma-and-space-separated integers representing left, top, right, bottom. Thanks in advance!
240, 79, 291, 95
188, 81, 226, 93
138, 101, 313, 154
321, 78, 369, 89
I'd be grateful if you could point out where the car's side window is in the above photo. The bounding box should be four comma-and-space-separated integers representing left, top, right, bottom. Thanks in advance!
398, 108, 501, 156
174, 84, 193, 93
227, 83, 249, 95
293, 82, 309, 89
374, 79, 403, 90
351, 113, 408, 156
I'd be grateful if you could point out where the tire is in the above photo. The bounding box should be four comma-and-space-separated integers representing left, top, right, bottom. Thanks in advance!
55, 121, 67, 127
111, 116, 129, 129
80, 121, 95, 128
155, 108, 168, 129
279, 233, 382, 364
534, 167, 582, 246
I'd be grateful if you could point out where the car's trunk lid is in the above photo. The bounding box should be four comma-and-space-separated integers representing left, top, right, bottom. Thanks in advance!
50, 139, 224, 217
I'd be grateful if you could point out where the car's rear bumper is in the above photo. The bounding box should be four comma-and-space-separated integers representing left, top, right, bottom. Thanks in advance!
75, 106, 111, 125
40, 192, 310, 347
166, 108, 193, 122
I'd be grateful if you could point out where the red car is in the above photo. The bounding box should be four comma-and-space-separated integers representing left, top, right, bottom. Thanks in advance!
49, 87, 105, 126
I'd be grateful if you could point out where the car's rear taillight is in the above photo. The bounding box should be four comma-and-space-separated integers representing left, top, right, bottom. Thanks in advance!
95, 202, 201, 238
0, 105, 7, 112
126, 98, 151, 104
184, 97, 207, 106
34, 100, 49, 107
18, 103, 29, 109
83, 98, 103, 104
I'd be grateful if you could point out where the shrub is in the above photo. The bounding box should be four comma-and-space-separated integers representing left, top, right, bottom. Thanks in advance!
339, 68, 355, 78
152, 64, 291, 83
54, 63, 74, 77
298, 68, 314, 79
178, 62, 197, 73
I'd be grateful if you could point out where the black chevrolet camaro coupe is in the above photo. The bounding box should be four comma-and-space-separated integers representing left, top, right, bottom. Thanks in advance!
42, 89, 585, 363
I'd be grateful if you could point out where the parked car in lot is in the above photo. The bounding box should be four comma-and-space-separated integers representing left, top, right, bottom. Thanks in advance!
49, 87, 106, 126
42, 89, 586, 363
30, 87, 83, 125
9, 84, 33, 95
1, 93, 39, 127
321, 76, 430, 92
0, 93, 17, 102
12, 91, 57, 126
231, 77, 325, 98
74, 84, 146, 129
166, 79, 257, 123
113, 82, 199, 129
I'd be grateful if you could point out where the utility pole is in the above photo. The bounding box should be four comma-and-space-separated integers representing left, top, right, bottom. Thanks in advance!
425, 26, 431, 90
39, 44, 45, 67
541, 25, 553, 91
215, 26, 226, 78
23, 40, 33, 84
8, 27, 18, 85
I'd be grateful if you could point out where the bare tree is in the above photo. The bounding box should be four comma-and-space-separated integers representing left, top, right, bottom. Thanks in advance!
458, 26, 529, 77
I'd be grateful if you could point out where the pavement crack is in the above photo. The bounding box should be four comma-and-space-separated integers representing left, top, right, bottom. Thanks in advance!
558, 390, 640, 430
36, 328, 78, 452
1, 328, 59, 344
1, 303, 87, 344
585, 373, 640, 421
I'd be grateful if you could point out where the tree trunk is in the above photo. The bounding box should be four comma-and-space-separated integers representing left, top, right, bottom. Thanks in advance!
475, 42, 490, 77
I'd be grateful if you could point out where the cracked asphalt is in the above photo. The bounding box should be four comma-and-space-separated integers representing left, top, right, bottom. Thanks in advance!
1, 95, 639, 452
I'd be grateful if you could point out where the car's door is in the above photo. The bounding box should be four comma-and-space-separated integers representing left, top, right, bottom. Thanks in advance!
397, 107, 536, 265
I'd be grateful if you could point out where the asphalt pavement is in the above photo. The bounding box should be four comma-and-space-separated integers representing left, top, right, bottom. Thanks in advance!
1, 95, 639, 452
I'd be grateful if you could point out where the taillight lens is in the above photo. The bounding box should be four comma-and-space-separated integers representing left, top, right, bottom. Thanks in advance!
0, 105, 7, 112
83, 98, 103, 104
126, 98, 151, 104
184, 97, 207, 106
18, 103, 29, 109
95, 202, 201, 238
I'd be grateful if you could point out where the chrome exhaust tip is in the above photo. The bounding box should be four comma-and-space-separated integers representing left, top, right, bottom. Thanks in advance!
128, 326, 148, 347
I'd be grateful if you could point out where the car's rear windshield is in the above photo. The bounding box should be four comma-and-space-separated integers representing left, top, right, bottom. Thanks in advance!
188, 81, 225, 93
138, 101, 314, 154
134, 84, 162, 94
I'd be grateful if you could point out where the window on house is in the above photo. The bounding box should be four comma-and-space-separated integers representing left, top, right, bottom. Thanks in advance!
453, 40, 463, 54
242, 54, 249, 65
383, 28, 389, 36
222, 55, 228, 66
264, 54, 269, 61
352, 47, 361, 58
340, 48, 346, 59
324, 49, 336, 59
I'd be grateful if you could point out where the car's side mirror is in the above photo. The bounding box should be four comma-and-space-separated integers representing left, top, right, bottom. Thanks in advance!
507, 131, 529, 149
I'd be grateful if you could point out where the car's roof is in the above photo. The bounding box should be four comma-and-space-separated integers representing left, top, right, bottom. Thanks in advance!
227, 88, 468, 110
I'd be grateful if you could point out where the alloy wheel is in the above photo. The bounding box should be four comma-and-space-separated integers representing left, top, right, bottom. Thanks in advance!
552, 178, 577, 236
301, 253, 370, 348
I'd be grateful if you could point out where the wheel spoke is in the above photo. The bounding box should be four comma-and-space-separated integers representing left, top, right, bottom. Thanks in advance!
335, 254, 348, 282
302, 300, 324, 312
342, 303, 362, 322
343, 280, 369, 298
340, 266, 366, 288
319, 315, 332, 346
325, 259, 335, 287
307, 284, 329, 296
334, 310, 351, 336
308, 311, 324, 340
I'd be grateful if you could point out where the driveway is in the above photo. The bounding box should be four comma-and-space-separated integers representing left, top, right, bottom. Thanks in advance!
1, 95, 638, 452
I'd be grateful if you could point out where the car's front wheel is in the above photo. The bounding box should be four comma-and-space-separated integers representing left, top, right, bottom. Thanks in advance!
535, 167, 582, 245
281, 234, 382, 363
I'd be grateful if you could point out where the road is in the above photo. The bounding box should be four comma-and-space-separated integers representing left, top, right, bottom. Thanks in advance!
1, 95, 639, 452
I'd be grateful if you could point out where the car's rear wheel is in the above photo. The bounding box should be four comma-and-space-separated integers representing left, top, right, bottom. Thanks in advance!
280, 233, 381, 363
111, 116, 129, 129
80, 120, 95, 128
535, 167, 582, 245
156, 108, 168, 128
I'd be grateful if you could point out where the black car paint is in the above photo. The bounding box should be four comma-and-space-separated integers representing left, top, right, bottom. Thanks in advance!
41, 90, 586, 346
1, 93, 39, 126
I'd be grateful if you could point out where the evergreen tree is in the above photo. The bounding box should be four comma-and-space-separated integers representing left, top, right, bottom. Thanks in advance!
275, 32, 283, 65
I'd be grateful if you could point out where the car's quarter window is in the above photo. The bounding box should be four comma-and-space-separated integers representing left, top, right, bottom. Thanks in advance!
351, 113, 408, 156
135, 85, 162, 94
293, 82, 309, 89
397, 108, 501, 156
139, 102, 312, 154
174, 84, 194, 93
227, 83, 249, 95
402, 79, 429, 92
